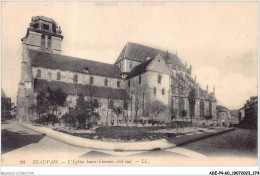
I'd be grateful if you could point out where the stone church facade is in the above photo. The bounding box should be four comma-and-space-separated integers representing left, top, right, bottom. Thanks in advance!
17, 16, 217, 123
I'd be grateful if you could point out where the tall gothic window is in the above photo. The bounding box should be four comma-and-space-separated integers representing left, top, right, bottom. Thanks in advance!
128, 80, 131, 88
41, 35, 45, 49
162, 88, 165, 95
47, 35, 52, 49
57, 72, 61, 80
139, 75, 141, 85
37, 70, 41, 78
117, 81, 120, 88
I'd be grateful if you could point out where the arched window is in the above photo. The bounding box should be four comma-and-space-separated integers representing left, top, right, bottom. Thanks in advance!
41, 35, 45, 49
36, 70, 41, 78
128, 80, 131, 88
117, 81, 120, 88
57, 72, 61, 80
73, 75, 78, 83
104, 79, 108, 86
47, 35, 52, 49
139, 75, 141, 85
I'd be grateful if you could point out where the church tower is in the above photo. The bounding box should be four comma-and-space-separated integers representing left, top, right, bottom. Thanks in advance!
21, 16, 63, 54
17, 16, 63, 122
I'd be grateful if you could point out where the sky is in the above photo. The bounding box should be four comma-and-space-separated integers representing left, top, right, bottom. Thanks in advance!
1, 2, 258, 110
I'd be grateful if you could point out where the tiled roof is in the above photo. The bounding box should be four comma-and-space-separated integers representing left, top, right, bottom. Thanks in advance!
127, 58, 154, 78
34, 79, 130, 100
115, 42, 185, 69
29, 49, 122, 79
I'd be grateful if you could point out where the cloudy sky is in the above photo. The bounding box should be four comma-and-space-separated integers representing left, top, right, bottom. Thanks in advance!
2, 2, 258, 109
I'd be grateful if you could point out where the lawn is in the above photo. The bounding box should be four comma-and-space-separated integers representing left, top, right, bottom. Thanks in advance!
54, 126, 177, 142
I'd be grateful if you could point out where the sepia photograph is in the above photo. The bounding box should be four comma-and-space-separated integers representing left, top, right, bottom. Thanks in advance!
1, 1, 258, 175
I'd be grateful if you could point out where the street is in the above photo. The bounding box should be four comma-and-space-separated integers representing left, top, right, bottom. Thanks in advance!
1, 120, 258, 166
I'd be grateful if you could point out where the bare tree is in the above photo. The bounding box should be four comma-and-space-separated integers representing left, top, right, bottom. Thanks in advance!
150, 100, 167, 119
119, 89, 130, 125
131, 84, 146, 122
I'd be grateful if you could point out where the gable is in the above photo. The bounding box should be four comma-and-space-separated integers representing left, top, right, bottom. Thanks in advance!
147, 54, 170, 75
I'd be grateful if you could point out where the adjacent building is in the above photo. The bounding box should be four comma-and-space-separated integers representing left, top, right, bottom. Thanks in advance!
239, 96, 258, 128
17, 16, 217, 123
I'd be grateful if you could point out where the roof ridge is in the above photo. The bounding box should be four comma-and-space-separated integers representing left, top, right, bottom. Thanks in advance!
28, 49, 116, 67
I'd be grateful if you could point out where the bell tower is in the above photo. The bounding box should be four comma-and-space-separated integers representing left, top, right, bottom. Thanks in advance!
21, 16, 63, 54
17, 16, 64, 122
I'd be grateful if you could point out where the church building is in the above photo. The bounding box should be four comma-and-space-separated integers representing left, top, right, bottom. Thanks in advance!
17, 16, 217, 123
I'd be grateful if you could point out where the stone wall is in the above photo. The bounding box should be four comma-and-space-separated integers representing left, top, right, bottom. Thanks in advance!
32, 67, 125, 89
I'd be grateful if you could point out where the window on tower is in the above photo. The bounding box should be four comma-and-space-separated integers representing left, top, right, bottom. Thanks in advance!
41, 35, 45, 49
43, 24, 49, 30
117, 81, 120, 88
139, 75, 141, 85
47, 35, 52, 49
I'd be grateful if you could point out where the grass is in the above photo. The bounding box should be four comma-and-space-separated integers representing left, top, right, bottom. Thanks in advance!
54, 126, 177, 142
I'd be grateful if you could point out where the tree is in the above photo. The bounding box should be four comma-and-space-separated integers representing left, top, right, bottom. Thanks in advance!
74, 93, 100, 129
171, 109, 178, 120
119, 89, 130, 125
150, 100, 167, 119
131, 85, 146, 122
47, 87, 68, 115
35, 87, 67, 116
33, 87, 67, 125
205, 115, 213, 125
113, 106, 123, 126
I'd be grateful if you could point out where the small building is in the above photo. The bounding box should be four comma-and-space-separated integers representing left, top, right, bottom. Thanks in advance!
216, 105, 230, 127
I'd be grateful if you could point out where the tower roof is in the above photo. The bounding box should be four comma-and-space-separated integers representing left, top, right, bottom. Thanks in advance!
22, 16, 63, 41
